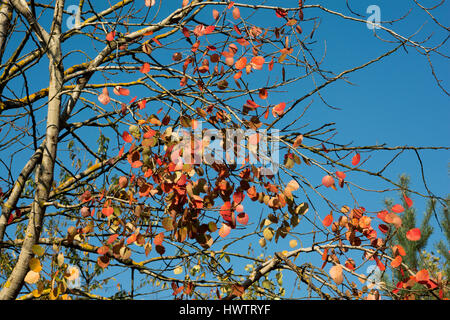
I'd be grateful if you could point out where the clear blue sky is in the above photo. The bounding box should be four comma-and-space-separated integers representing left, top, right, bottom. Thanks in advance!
1, 0, 448, 299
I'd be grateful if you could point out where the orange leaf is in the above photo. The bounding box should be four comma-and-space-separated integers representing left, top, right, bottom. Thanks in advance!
322, 213, 333, 227
268, 57, 274, 71
250, 56, 265, 69
102, 207, 113, 217
106, 30, 116, 41
329, 265, 343, 285
391, 255, 402, 268
113, 86, 130, 96
392, 204, 404, 213
322, 175, 334, 188
138, 99, 146, 110
259, 88, 268, 100
272, 102, 286, 117
406, 228, 421, 241
219, 223, 231, 237
236, 212, 249, 225
154, 232, 164, 246
212, 9, 220, 20
235, 57, 247, 70
415, 269, 429, 284
232, 7, 240, 19
140, 62, 150, 73
403, 194, 413, 208
122, 131, 133, 143
98, 87, 110, 105
352, 153, 361, 166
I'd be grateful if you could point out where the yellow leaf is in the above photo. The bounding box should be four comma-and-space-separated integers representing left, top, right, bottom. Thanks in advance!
32, 244, 45, 257
289, 239, 298, 248
29, 258, 42, 272
263, 227, 274, 241
174, 266, 183, 275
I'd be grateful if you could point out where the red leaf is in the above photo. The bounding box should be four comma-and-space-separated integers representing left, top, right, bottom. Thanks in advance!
204, 25, 215, 35
250, 56, 265, 70
268, 57, 274, 71
152, 37, 162, 46
191, 40, 200, 52
378, 224, 389, 234
122, 131, 133, 143
374, 256, 386, 271
140, 62, 150, 73
118, 145, 125, 158
321, 175, 334, 188
182, 27, 190, 38
154, 232, 164, 246
235, 56, 247, 70
351, 153, 361, 166
212, 9, 220, 20
106, 30, 116, 41
107, 234, 119, 244
236, 212, 249, 225
335, 171, 346, 180
391, 255, 402, 268
233, 192, 244, 204
102, 206, 114, 217
275, 8, 288, 18
392, 204, 404, 213
138, 99, 146, 110
415, 269, 429, 284
236, 38, 249, 47
113, 86, 130, 96
322, 213, 333, 227
232, 7, 240, 19
272, 102, 286, 117
131, 160, 143, 168
234, 25, 242, 36
403, 194, 413, 208
406, 228, 421, 241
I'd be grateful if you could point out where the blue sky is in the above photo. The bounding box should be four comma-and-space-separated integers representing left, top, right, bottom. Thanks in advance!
1, 0, 449, 299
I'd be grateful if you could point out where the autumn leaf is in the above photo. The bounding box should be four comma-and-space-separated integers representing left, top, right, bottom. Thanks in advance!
415, 269, 429, 284
219, 223, 231, 237
232, 7, 240, 19
236, 212, 249, 225
98, 87, 111, 105
122, 131, 133, 143
403, 194, 413, 208
322, 175, 334, 188
154, 232, 164, 246
235, 57, 247, 70
250, 56, 265, 70
391, 255, 402, 268
272, 102, 286, 117
212, 9, 220, 20
106, 30, 116, 41
322, 213, 333, 227
392, 204, 404, 213
113, 86, 130, 96
351, 153, 361, 166
259, 88, 268, 99
140, 62, 150, 73
406, 228, 421, 241
329, 265, 344, 285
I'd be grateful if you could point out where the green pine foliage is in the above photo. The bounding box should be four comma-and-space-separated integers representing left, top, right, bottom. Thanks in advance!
383, 175, 448, 299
